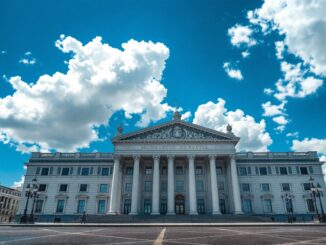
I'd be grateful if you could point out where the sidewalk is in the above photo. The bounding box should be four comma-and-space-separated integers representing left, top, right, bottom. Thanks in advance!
1, 222, 325, 227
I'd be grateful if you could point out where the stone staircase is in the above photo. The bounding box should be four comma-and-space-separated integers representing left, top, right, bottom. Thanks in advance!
87, 214, 273, 223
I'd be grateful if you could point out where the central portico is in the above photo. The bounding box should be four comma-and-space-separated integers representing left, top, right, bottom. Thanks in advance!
108, 112, 243, 215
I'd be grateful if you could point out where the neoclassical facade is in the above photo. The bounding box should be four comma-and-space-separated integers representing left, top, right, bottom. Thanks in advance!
17, 113, 326, 222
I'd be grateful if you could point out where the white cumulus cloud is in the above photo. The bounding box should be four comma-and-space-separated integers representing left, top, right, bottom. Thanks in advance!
223, 62, 243, 80
19, 51, 36, 65
0, 36, 172, 152
11, 175, 25, 189
262, 101, 286, 117
193, 98, 272, 152
228, 24, 256, 48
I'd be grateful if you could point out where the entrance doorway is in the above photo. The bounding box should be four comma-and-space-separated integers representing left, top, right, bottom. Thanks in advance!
123, 199, 131, 214
175, 195, 185, 214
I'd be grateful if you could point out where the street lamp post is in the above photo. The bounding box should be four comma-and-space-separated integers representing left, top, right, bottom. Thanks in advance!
309, 176, 325, 223
282, 193, 294, 223
20, 184, 31, 223
29, 178, 39, 224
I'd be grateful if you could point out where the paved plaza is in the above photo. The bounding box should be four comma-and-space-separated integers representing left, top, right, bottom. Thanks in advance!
0, 225, 326, 244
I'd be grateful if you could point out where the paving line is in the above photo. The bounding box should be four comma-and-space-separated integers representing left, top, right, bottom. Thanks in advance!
153, 227, 166, 245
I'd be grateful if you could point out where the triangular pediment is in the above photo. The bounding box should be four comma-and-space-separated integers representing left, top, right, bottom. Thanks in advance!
112, 120, 239, 144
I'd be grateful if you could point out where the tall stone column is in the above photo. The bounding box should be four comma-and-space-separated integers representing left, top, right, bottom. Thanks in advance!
188, 155, 198, 215
109, 155, 120, 214
151, 155, 160, 215
130, 155, 140, 215
209, 155, 221, 214
167, 155, 175, 215
230, 155, 243, 214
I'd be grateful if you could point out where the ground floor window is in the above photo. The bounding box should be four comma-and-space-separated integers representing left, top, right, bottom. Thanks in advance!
197, 199, 205, 214
144, 199, 151, 214
219, 199, 226, 214
161, 199, 167, 214
35, 200, 44, 213
77, 200, 86, 213
242, 199, 252, 213
306, 199, 315, 212
263, 199, 273, 213
98, 200, 106, 214
124, 199, 131, 214
56, 200, 65, 213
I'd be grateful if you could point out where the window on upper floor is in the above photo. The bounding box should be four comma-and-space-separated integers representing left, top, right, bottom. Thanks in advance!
61, 168, 70, 176
216, 167, 223, 175
280, 167, 288, 175
196, 180, 204, 192
218, 181, 224, 191
176, 166, 183, 175
281, 183, 291, 192
161, 181, 167, 192
144, 181, 152, 192
125, 183, 132, 192
241, 183, 250, 192
81, 167, 90, 176
261, 183, 270, 192
125, 167, 133, 176
38, 184, 47, 192
79, 184, 88, 192
259, 167, 268, 175
41, 168, 49, 176
175, 181, 184, 192
59, 184, 68, 192
145, 167, 152, 175
300, 167, 309, 175
161, 167, 167, 175
99, 184, 108, 193
100, 167, 112, 176
195, 166, 203, 175
238, 167, 247, 176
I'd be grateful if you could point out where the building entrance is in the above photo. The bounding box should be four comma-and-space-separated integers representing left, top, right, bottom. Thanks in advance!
175, 195, 185, 214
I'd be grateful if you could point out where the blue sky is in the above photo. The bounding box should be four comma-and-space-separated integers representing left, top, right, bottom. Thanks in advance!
0, 0, 325, 187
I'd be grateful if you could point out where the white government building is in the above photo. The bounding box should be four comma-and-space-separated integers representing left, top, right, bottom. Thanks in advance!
18, 112, 326, 222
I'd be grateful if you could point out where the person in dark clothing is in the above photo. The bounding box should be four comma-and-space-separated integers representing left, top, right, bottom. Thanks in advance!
81, 211, 87, 224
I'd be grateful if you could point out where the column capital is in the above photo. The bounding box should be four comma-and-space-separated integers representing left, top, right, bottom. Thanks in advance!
208, 154, 217, 160
133, 155, 141, 160
229, 154, 236, 161
113, 154, 120, 160
187, 154, 195, 160
152, 154, 160, 160
167, 155, 175, 160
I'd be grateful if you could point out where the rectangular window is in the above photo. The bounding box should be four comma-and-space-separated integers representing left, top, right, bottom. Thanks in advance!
59, 184, 68, 192
56, 200, 65, 213
99, 184, 108, 193
175, 181, 184, 191
263, 199, 273, 213
242, 199, 252, 213
144, 181, 152, 192
98, 200, 106, 214
300, 167, 308, 175
81, 168, 90, 176
218, 181, 224, 191
38, 184, 47, 192
77, 200, 86, 213
144, 199, 152, 214
125, 167, 133, 175
41, 168, 49, 176
161, 181, 167, 192
261, 183, 270, 192
306, 199, 315, 212
259, 167, 268, 175
238, 167, 247, 176
280, 167, 288, 175
216, 167, 223, 175
145, 167, 152, 175
161, 167, 167, 175
195, 166, 203, 175
196, 180, 204, 192
35, 200, 43, 213
241, 183, 250, 192
61, 168, 70, 176
125, 183, 132, 192
281, 183, 290, 191
303, 183, 311, 191
79, 184, 88, 192
176, 166, 183, 175
101, 167, 110, 176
